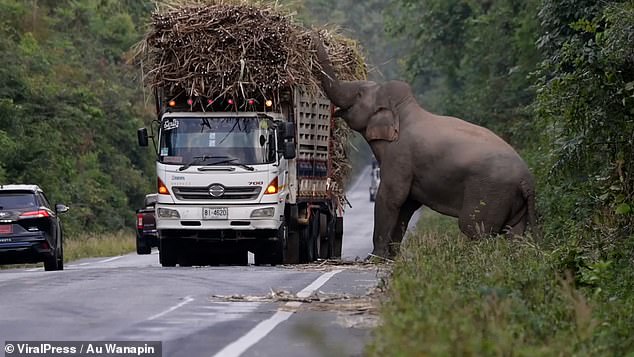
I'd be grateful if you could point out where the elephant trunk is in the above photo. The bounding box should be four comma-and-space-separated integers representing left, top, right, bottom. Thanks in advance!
314, 37, 359, 109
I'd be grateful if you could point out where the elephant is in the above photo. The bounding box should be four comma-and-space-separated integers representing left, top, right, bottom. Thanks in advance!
313, 36, 538, 259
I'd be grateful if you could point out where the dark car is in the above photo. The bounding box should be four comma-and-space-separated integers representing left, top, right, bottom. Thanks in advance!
0, 185, 69, 271
136, 193, 158, 255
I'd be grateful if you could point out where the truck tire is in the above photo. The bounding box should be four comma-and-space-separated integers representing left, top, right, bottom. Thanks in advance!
256, 224, 287, 266
333, 216, 343, 258
159, 239, 178, 267
318, 213, 330, 259
216, 250, 247, 266
285, 231, 300, 264
299, 215, 316, 263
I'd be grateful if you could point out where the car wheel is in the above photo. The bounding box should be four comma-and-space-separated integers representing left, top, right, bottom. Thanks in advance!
44, 245, 59, 271
57, 243, 64, 271
136, 238, 151, 255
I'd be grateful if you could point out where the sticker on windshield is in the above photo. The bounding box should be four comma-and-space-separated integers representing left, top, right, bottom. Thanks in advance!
163, 156, 183, 164
163, 119, 179, 131
208, 132, 216, 147
160, 147, 169, 156
260, 121, 269, 129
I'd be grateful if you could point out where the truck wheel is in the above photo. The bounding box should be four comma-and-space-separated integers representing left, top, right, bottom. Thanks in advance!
284, 231, 300, 264
319, 213, 330, 259
256, 224, 287, 266
159, 239, 178, 267
299, 215, 315, 263
333, 216, 344, 258
226, 249, 248, 266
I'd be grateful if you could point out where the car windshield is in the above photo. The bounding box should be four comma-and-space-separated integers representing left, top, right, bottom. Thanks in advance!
0, 193, 37, 210
158, 117, 276, 165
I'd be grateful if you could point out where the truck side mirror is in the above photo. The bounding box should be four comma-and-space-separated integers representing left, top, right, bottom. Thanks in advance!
283, 141, 296, 160
138, 128, 149, 147
284, 122, 295, 140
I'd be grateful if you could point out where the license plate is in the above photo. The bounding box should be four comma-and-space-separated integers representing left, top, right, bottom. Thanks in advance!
0, 225, 12, 234
202, 207, 228, 220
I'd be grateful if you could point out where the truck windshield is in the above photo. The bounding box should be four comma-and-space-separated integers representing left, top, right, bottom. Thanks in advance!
158, 117, 276, 165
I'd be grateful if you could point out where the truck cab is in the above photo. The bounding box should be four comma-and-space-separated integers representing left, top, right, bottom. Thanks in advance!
138, 91, 342, 267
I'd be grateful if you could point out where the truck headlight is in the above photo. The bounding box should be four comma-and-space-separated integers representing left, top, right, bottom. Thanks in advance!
250, 207, 275, 218
157, 208, 180, 219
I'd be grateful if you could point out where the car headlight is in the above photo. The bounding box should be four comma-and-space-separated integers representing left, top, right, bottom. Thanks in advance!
157, 208, 180, 219
250, 207, 275, 218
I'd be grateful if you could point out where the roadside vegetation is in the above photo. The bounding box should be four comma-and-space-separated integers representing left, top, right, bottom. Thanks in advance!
369, 212, 634, 355
63, 231, 136, 262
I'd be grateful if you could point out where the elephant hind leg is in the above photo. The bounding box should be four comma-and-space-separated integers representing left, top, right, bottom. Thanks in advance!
458, 182, 514, 239
504, 216, 527, 238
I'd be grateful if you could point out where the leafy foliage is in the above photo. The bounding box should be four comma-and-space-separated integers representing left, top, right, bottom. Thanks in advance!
0, 0, 155, 235
387, 0, 540, 141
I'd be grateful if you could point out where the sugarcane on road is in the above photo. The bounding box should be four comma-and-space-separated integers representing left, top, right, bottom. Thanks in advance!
0, 168, 420, 357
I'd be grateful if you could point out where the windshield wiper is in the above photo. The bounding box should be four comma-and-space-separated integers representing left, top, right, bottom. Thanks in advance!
178, 155, 228, 171
207, 158, 255, 171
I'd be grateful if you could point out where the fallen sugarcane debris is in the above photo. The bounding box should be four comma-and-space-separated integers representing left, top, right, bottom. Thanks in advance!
210, 287, 380, 314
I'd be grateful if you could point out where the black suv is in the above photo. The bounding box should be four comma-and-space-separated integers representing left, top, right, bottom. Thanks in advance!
0, 185, 69, 271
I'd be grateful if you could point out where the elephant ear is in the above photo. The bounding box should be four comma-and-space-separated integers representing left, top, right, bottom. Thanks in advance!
365, 109, 399, 142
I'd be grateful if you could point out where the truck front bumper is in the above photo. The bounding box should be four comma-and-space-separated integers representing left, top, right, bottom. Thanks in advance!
155, 203, 283, 231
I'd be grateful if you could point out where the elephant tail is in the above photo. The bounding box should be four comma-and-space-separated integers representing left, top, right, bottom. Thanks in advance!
520, 178, 541, 240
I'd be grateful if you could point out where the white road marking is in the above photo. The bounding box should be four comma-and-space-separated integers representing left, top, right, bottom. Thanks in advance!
98, 256, 123, 264
147, 296, 195, 321
212, 269, 343, 357
25, 268, 41, 272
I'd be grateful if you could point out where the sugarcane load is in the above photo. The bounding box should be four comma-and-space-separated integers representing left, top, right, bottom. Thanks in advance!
133, 0, 367, 266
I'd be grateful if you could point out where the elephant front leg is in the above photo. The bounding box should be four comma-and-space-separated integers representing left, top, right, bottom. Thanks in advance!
371, 185, 410, 259
388, 199, 422, 256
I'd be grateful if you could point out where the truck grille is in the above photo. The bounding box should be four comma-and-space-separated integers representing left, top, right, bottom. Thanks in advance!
172, 186, 261, 200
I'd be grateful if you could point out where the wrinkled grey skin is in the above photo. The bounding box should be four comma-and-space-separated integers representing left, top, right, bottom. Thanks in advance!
314, 37, 538, 258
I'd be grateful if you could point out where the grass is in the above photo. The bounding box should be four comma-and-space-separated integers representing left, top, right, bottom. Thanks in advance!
1, 230, 136, 269
367, 210, 634, 356
63, 230, 136, 262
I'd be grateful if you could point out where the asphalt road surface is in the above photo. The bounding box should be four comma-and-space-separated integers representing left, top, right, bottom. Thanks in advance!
0, 168, 420, 357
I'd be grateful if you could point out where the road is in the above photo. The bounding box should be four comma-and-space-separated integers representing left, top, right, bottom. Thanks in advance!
0, 168, 419, 357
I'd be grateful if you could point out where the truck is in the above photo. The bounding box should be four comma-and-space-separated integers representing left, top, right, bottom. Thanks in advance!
137, 88, 344, 266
